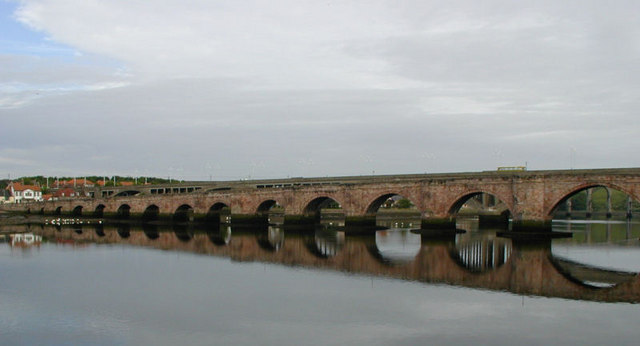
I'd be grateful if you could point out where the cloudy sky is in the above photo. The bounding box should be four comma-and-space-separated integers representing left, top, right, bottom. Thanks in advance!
1, 0, 639, 180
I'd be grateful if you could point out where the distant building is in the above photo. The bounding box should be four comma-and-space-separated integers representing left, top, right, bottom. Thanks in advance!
51, 187, 92, 200
52, 178, 95, 188
53, 187, 78, 198
5, 182, 43, 203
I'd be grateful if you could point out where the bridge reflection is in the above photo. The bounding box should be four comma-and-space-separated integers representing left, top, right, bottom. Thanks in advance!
454, 234, 512, 273
3, 222, 640, 303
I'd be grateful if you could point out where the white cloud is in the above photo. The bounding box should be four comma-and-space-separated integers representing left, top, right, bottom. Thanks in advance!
2, 0, 640, 178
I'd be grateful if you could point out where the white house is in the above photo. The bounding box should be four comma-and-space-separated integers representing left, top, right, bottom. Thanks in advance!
5, 182, 43, 203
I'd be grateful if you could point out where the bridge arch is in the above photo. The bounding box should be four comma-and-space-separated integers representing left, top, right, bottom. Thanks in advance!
209, 202, 230, 213
256, 200, 282, 214
256, 199, 285, 224
72, 205, 83, 216
447, 191, 513, 226
54, 206, 63, 215
174, 204, 194, 222
546, 182, 639, 218
365, 193, 419, 214
303, 196, 343, 217
94, 204, 106, 218
448, 191, 513, 216
365, 192, 422, 227
142, 205, 160, 221
117, 204, 131, 219
207, 202, 231, 223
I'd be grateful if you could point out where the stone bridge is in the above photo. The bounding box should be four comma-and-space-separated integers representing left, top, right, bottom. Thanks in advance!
10, 223, 640, 303
5, 168, 640, 230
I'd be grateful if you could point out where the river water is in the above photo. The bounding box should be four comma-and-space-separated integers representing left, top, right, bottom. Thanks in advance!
1, 218, 639, 345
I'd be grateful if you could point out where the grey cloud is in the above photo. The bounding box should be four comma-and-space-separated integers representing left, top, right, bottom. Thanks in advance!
2, 1, 640, 178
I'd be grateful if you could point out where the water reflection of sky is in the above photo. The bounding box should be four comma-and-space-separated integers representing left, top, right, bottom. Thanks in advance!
2, 242, 640, 346
374, 229, 422, 263
2, 220, 640, 345
552, 219, 640, 272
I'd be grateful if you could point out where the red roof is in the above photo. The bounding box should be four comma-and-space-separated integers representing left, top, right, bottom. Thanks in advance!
7, 182, 41, 192
53, 187, 77, 197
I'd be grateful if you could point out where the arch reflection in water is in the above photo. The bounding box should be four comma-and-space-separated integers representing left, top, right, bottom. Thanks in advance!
6, 222, 640, 303
551, 256, 637, 288
257, 226, 285, 251
94, 225, 106, 237
373, 228, 422, 265
142, 223, 160, 240
307, 228, 345, 258
551, 218, 640, 287
117, 224, 131, 238
453, 233, 512, 272
173, 224, 193, 242
208, 225, 232, 246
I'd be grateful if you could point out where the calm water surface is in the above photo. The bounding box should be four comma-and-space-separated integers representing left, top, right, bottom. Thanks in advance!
1, 219, 640, 345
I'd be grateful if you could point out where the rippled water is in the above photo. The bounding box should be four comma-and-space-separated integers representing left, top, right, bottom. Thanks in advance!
1, 219, 640, 345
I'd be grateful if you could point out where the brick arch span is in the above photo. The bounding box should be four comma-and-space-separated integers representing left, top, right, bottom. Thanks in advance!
142, 204, 161, 221
282, 189, 351, 215
242, 197, 285, 215
545, 181, 640, 218
300, 195, 347, 216
208, 200, 232, 211
360, 189, 425, 215
127, 197, 190, 216
72, 205, 83, 216
255, 199, 283, 214
94, 204, 106, 217
444, 189, 515, 219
